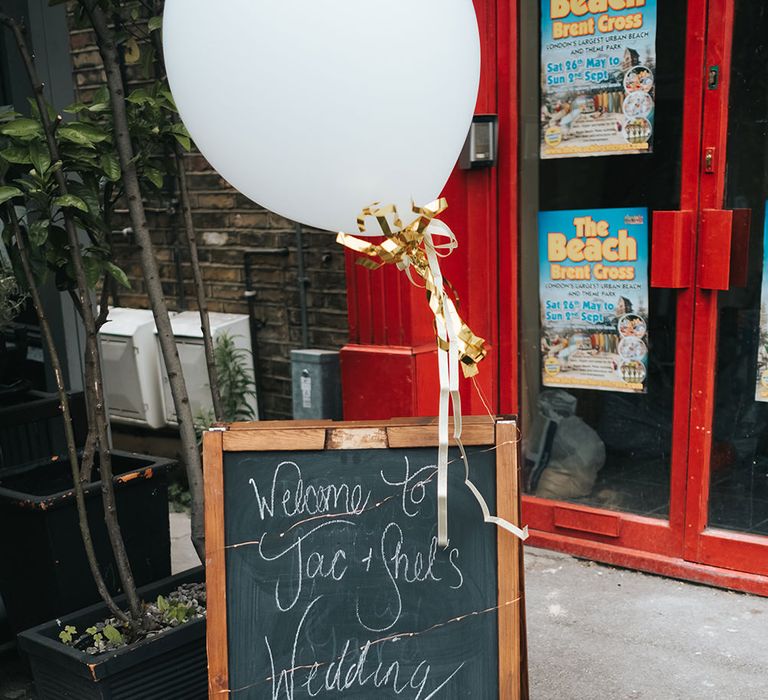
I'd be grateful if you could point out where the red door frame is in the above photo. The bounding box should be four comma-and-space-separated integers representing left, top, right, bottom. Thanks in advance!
514, 1, 768, 596
497, 0, 519, 416
685, 0, 768, 580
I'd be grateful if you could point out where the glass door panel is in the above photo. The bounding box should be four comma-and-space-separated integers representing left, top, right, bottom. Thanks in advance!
707, 1, 768, 536
521, 1, 688, 521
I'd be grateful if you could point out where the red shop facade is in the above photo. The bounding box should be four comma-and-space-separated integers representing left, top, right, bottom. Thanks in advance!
339, 0, 768, 596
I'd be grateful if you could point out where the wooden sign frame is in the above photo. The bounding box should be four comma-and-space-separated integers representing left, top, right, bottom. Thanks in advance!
203, 416, 528, 699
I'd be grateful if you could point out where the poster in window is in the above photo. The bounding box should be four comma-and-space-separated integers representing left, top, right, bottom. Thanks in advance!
756, 203, 768, 402
541, 0, 658, 159
539, 207, 649, 394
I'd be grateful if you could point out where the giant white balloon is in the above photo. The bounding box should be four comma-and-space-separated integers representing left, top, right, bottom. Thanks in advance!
163, 0, 480, 234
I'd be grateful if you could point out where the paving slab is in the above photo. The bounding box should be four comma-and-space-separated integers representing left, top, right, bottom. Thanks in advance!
170, 510, 202, 574
525, 547, 768, 699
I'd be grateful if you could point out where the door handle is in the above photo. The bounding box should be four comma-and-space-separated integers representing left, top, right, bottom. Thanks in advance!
651, 210, 694, 288
698, 209, 733, 290
698, 208, 751, 290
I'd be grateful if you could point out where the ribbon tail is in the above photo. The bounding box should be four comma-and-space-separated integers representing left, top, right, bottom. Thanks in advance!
455, 438, 528, 541
446, 289, 464, 546
465, 477, 530, 541
340, 203, 502, 546
436, 317, 450, 548
432, 230, 528, 544
424, 228, 452, 548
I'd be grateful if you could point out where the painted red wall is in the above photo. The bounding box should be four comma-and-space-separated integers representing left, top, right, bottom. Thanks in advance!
341, 0, 518, 420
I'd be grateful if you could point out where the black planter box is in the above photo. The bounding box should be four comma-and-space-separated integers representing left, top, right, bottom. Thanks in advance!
0, 390, 87, 472
18, 567, 207, 700
0, 450, 173, 636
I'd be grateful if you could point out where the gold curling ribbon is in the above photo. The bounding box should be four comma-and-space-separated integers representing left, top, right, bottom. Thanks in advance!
338, 200, 528, 547
337, 199, 486, 378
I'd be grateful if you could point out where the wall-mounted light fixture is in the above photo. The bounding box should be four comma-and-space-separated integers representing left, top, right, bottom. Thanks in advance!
459, 114, 498, 170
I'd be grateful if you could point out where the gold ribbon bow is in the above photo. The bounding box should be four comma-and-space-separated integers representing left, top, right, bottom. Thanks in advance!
337, 199, 487, 378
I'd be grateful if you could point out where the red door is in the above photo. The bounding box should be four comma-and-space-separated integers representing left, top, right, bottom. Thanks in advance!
684, 0, 768, 586
519, 0, 768, 595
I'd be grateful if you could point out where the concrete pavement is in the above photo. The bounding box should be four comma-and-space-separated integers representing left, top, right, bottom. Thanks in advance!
4, 517, 768, 698
525, 548, 768, 699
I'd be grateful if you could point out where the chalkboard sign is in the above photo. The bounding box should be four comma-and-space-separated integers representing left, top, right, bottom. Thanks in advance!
203, 417, 526, 699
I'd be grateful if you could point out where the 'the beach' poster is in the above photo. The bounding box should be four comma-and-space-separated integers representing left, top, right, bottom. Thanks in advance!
539, 207, 649, 393
541, 0, 657, 159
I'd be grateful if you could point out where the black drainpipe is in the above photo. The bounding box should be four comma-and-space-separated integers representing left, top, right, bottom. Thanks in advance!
244, 248, 289, 420
294, 222, 310, 349
169, 196, 187, 312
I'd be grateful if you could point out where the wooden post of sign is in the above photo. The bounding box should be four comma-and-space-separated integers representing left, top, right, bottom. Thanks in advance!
496, 419, 526, 700
203, 417, 528, 699
203, 429, 228, 696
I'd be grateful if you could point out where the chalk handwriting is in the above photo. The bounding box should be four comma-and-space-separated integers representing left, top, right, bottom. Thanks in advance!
356, 523, 463, 633
381, 457, 437, 518
258, 519, 355, 612
250, 461, 371, 521
266, 595, 466, 700
235, 454, 488, 697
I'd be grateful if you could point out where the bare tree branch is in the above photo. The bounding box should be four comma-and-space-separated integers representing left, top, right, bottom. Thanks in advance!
0, 10, 143, 622
148, 12, 223, 421
6, 204, 128, 624
86, 0, 207, 560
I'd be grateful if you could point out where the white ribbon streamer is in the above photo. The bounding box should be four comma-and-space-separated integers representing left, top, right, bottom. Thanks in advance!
423, 222, 529, 547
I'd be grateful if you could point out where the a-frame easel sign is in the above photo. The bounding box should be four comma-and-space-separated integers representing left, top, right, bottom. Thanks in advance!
203, 416, 528, 699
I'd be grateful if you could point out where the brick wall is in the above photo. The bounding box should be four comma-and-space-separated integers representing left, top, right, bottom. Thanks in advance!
67, 21, 349, 419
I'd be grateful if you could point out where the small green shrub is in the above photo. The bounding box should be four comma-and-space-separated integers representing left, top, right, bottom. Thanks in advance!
195, 332, 257, 435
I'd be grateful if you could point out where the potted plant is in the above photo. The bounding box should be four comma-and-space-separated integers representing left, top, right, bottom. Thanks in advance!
0, 2, 219, 696
18, 568, 207, 700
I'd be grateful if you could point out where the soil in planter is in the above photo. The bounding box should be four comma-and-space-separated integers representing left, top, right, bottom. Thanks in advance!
60, 583, 206, 656
19, 568, 206, 700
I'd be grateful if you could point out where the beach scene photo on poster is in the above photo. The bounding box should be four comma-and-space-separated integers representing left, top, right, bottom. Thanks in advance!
539, 207, 649, 394
756, 202, 768, 402
541, 0, 657, 159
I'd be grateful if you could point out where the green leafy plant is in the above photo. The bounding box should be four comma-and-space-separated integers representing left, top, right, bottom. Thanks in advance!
195, 333, 257, 434
215, 334, 257, 422
58, 622, 125, 653
57, 583, 205, 654
102, 624, 125, 645
0, 0, 210, 637
156, 594, 192, 625
58, 625, 77, 644
0, 258, 26, 331
0, 81, 189, 295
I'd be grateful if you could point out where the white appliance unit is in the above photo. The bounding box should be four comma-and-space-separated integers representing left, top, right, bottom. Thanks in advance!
98, 308, 166, 429
157, 311, 258, 425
